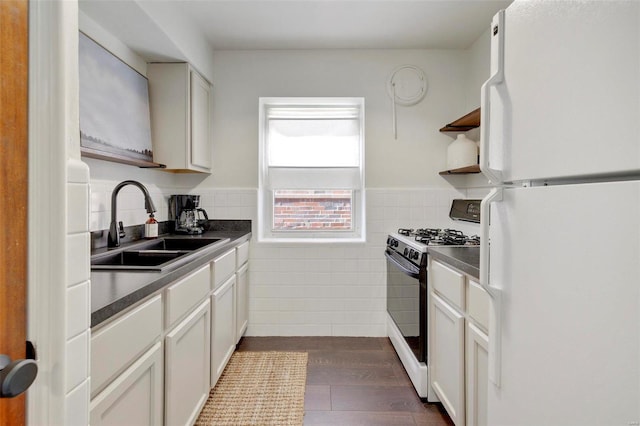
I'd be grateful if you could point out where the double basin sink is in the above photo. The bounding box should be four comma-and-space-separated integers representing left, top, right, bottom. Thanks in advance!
91, 237, 230, 272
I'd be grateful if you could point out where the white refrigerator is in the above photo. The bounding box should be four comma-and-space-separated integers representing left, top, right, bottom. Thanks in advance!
480, 2, 640, 425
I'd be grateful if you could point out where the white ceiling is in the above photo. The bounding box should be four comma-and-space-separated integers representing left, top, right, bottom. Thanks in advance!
83, 1, 513, 54
176, 0, 512, 50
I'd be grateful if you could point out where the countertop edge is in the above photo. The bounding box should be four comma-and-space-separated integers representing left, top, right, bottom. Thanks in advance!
427, 246, 480, 279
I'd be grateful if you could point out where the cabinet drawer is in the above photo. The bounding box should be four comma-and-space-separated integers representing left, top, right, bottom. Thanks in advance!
431, 259, 465, 309
467, 279, 490, 332
91, 295, 162, 397
236, 241, 249, 268
166, 264, 211, 328
212, 248, 235, 290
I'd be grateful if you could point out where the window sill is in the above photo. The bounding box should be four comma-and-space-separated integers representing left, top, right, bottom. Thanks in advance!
257, 236, 366, 244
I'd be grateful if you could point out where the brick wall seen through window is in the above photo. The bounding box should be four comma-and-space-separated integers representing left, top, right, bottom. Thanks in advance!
273, 190, 352, 230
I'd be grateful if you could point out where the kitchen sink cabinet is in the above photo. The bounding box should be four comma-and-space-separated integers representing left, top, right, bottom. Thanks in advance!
428, 258, 490, 426
90, 294, 164, 425
90, 342, 164, 426
165, 300, 211, 426
147, 63, 212, 173
90, 237, 251, 425
211, 273, 236, 387
91, 295, 163, 398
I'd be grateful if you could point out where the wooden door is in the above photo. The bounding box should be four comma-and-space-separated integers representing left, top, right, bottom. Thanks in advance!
0, 0, 29, 424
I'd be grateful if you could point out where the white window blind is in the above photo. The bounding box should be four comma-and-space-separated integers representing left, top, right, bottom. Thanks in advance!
258, 98, 365, 242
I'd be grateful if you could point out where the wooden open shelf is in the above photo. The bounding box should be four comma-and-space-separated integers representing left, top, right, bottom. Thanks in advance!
81, 146, 166, 169
439, 164, 481, 175
439, 108, 482, 175
439, 108, 480, 133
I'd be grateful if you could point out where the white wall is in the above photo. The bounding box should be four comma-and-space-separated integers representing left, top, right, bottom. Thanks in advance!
201, 49, 469, 189
464, 28, 490, 112
196, 49, 486, 336
29, 2, 91, 424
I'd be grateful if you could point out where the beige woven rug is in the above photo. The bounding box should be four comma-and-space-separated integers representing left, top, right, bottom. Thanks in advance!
195, 351, 308, 425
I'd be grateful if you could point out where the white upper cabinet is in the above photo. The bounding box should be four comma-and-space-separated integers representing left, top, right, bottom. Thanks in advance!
147, 63, 212, 173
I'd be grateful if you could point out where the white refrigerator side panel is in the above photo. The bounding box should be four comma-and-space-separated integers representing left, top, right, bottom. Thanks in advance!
497, 1, 639, 181
487, 182, 640, 426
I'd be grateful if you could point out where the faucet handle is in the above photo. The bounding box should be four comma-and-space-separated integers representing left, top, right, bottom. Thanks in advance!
118, 221, 126, 238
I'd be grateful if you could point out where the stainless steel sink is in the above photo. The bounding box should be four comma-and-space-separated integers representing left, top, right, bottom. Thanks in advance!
91, 237, 230, 271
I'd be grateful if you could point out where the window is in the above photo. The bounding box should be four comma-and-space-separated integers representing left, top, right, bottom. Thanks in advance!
258, 97, 365, 242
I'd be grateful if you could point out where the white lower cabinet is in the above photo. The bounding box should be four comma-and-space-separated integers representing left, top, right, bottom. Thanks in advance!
91, 295, 163, 398
211, 274, 236, 387
430, 292, 466, 426
91, 240, 250, 425
90, 342, 164, 426
235, 263, 249, 343
428, 258, 491, 426
466, 322, 489, 426
165, 299, 211, 426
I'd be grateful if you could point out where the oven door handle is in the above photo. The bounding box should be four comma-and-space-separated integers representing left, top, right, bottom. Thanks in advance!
385, 251, 420, 279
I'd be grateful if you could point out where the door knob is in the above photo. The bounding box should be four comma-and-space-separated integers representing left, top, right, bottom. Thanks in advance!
0, 354, 37, 398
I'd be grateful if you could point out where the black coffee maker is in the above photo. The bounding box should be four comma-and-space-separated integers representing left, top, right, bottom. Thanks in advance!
169, 195, 209, 234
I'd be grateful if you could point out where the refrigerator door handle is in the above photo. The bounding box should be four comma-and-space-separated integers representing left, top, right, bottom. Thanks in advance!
480, 187, 503, 386
480, 10, 505, 185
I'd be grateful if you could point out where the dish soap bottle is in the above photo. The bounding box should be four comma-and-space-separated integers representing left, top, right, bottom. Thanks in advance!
145, 213, 158, 239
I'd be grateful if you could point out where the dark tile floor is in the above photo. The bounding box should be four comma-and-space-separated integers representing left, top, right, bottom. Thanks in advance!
237, 337, 454, 426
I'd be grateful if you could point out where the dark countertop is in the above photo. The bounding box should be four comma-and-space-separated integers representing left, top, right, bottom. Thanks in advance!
91, 222, 251, 328
427, 246, 480, 279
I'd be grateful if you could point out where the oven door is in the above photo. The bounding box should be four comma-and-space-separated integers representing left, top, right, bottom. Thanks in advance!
385, 249, 427, 362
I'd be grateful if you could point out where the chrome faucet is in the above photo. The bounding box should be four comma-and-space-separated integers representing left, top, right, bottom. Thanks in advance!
108, 180, 157, 248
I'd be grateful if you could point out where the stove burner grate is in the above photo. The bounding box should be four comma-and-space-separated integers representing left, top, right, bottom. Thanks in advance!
397, 228, 413, 236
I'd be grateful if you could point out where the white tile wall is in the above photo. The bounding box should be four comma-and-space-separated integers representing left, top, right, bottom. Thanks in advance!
205, 187, 481, 337
89, 180, 178, 232
66, 331, 89, 393
66, 159, 91, 425
85, 185, 484, 340
65, 380, 90, 426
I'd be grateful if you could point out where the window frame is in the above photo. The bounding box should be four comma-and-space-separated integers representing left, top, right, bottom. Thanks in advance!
258, 97, 366, 243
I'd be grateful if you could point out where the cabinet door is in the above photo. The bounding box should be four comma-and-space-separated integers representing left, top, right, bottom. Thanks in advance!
430, 292, 465, 426
211, 274, 236, 387
90, 342, 163, 426
466, 322, 489, 426
190, 69, 211, 171
165, 300, 211, 426
235, 263, 249, 343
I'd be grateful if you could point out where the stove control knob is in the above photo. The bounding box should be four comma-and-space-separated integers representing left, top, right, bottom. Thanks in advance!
412, 251, 420, 260
393, 239, 399, 248
404, 248, 409, 256
408, 249, 414, 258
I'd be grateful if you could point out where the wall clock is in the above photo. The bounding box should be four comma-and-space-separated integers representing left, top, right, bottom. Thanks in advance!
387, 65, 428, 139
